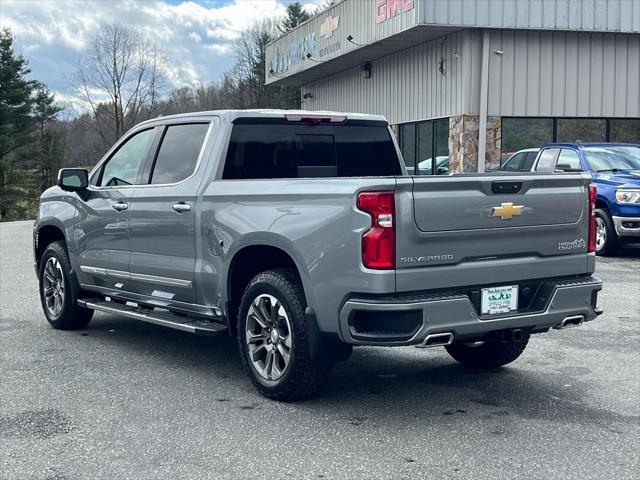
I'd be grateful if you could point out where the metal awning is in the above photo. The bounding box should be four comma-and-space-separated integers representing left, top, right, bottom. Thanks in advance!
268, 25, 461, 87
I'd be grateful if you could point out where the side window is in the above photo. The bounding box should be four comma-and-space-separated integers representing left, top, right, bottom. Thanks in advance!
99, 129, 155, 187
503, 153, 524, 170
535, 148, 560, 172
150, 123, 210, 184
521, 151, 538, 171
556, 149, 583, 171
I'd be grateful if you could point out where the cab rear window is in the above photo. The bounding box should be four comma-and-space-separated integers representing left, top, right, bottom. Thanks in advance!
222, 122, 402, 179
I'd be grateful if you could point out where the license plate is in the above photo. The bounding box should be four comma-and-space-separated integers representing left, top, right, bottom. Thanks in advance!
481, 285, 518, 315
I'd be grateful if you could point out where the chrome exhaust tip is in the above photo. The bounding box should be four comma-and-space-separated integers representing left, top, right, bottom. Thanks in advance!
554, 315, 585, 329
417, 332, 454, 348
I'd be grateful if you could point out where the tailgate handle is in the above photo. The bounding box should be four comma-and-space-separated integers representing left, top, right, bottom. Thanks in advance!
492, 181, 523, 194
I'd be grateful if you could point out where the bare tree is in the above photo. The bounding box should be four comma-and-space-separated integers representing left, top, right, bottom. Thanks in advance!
72, 24, 164, 147
232, 19, 280, 108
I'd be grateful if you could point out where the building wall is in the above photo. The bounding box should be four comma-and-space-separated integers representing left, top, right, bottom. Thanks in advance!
422, 0, 640, 33
302, 29, 640, 123
302, 30, 477, 124
487, 30, 640, 117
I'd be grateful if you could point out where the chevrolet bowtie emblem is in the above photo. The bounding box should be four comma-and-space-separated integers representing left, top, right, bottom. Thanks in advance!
320, 15, 340, 39
490, 202, 524, 220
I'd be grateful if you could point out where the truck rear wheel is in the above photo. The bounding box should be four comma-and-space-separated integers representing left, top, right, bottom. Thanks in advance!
237, 269, 332, 401
38, 241, 93, 330
445, 333, 529, 369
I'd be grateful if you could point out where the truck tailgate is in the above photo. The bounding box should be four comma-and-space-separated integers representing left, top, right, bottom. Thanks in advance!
394, 173, 593, 292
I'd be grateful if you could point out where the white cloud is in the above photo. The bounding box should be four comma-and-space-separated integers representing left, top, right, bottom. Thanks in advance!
189, 32, 203, 43
1, 0, 293, 110
203, 43, 234, 55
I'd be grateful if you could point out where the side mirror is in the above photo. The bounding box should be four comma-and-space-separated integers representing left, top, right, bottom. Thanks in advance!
57, 168, 89, 192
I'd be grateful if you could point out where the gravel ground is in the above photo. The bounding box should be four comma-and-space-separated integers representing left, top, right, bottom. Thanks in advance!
1, 220, 639, 480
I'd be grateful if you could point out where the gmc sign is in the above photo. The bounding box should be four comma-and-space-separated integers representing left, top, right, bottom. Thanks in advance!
375, 0, 414, 24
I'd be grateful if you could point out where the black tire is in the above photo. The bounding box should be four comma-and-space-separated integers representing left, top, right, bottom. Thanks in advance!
237, 269, 332, 401
595, 208, 619, 256
38, 241, 93, 330
445, 333, 530, 369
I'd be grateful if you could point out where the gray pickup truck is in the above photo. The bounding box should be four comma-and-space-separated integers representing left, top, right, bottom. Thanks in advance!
34, 110, 603, 400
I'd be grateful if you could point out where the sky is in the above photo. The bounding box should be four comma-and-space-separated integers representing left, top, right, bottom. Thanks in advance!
1, 0, 321, 112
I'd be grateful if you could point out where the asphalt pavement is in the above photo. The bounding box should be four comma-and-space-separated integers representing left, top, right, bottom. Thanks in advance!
1, 221, 639, 480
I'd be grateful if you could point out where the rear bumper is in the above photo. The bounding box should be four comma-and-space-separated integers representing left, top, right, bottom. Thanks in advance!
612, 216, 640, 238
338, 276, 603, 346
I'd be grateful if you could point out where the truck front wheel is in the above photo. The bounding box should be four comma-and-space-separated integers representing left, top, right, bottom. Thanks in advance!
38, 241, 93, 330
445, 333, 530, 369
595, 208, 618, 256
237, 269, 332, 401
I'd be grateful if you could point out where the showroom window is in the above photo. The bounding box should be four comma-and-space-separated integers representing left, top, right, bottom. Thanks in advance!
556, 119, 606, 143
502, 118, 553, 154
502, 117, 640, 165
610, 119, 640, 143
399, 123, 415, 173
398, 118, 449, 175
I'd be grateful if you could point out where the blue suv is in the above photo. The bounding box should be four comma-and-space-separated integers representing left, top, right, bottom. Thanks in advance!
533, 143, 640, 255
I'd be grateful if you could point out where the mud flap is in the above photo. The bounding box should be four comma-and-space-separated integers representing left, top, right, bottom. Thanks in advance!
305, 307, 352, 364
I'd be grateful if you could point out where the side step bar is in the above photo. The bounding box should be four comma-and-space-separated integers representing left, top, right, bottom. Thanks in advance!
78, 299, 228, 336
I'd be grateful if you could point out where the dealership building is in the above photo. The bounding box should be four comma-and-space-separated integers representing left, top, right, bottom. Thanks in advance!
265, 0, 640, 174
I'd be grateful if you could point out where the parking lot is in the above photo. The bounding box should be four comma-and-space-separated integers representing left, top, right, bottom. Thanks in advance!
1, 220, 639, 480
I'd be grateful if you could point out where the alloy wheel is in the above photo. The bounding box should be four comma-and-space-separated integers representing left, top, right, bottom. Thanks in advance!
42, 257, 65, 318
595, 216, 607, 252
245, 294, 292, 381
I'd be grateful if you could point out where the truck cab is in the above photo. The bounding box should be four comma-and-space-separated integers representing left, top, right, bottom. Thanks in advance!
532, 143, 640, 255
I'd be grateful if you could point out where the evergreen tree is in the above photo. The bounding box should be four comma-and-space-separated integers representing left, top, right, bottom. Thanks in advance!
31, 84, 64, 189
0, 29, 62, 220
280, 2, 311, 33
0, 28, 38, 173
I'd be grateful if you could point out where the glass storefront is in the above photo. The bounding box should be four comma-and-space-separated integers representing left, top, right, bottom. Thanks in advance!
400, 117, 639, 170
502, 117, 640, 165
398, 118, 449, 175
610, 119, 640, 143
556, 119, 606, 143
502, 118, 553, 153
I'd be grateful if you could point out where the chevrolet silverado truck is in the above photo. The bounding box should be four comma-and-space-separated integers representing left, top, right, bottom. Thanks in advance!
532, 143, 640, 255
34, 110, 603, 400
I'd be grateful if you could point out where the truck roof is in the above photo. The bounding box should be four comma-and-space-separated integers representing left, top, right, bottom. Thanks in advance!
137, 109, 389, 127
542, 142, 640, 148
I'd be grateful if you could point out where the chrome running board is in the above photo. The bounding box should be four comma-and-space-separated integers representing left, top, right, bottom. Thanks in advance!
77, 299, 227, 336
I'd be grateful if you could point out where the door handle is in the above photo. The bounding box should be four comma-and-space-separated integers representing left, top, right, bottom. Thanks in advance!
172, 202, 191, 213
112, 201, 128, 212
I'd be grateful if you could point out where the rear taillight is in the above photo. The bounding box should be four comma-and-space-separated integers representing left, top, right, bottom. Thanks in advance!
357, 191, 395, 269
588, 184, 597, 253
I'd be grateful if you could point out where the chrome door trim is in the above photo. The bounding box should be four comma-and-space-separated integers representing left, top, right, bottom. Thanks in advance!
130, 272, 192, 288
80, 265, 192, 288
80, 266, 130, 279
